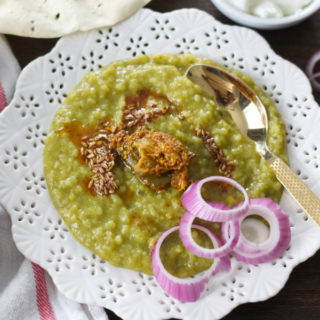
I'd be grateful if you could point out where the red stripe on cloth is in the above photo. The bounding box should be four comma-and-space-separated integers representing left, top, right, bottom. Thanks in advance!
0, 82, 7, 112
32, 263, 56, 320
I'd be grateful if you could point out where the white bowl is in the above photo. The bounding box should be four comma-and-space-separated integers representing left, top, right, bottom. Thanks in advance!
211, 0, 320, 30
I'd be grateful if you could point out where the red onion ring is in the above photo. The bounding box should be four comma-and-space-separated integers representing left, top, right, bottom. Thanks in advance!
212, 251, 231, 277
181, 176, 250, 222
306, 50, 320, 92
222, 198, 291, 264
152, 175, 291, 302
179, 207, 240, 259
151, 225, 229, 302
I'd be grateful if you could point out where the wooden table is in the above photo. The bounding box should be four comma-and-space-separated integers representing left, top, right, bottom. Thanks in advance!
6, 1, 320, 319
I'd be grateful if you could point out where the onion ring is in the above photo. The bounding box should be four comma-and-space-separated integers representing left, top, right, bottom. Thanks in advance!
181, 176, 250, 222
179, 206, 240, 259
151, 225, 229, 302
222, 198, 291, 264
306, 50, 320, 92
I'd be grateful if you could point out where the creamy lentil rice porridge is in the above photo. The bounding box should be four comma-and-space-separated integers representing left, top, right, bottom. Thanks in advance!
43, 54, 287, 277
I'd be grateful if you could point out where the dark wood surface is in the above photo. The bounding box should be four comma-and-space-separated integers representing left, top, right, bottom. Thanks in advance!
6, 1, 320, 319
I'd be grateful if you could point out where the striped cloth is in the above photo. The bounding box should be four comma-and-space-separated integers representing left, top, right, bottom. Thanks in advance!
0, 35, 109, 320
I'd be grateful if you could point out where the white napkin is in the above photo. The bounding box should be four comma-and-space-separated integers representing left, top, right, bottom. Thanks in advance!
0, 35, 109, 320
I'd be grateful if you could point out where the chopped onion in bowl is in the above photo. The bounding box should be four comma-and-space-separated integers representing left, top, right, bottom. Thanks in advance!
151, 225, 231, 302
222, 198, 291, 264
181, 176, 250, 222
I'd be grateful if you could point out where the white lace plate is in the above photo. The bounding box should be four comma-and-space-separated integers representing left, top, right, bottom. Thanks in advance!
1, 8, 320, 320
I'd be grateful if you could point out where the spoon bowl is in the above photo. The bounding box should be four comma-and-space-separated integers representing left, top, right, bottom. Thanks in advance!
187, 64, 320, 226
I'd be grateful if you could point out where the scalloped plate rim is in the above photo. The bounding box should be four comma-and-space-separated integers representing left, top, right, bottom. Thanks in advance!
0, 8, 320, 320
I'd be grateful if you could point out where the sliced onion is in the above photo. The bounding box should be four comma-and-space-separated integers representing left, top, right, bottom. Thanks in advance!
151, 225, 227, 302
222, 198, 291, 264
212, 252, 231, 277
181, 176, 250, 222
208, 225, 232, 276
306, 50, 320, 92
179, 208, 240, 258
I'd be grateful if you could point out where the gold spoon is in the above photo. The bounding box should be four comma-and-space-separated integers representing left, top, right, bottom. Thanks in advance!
187, 64, 320, 226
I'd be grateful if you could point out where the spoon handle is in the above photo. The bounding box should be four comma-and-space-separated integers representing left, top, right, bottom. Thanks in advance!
267, 155, 320, 226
